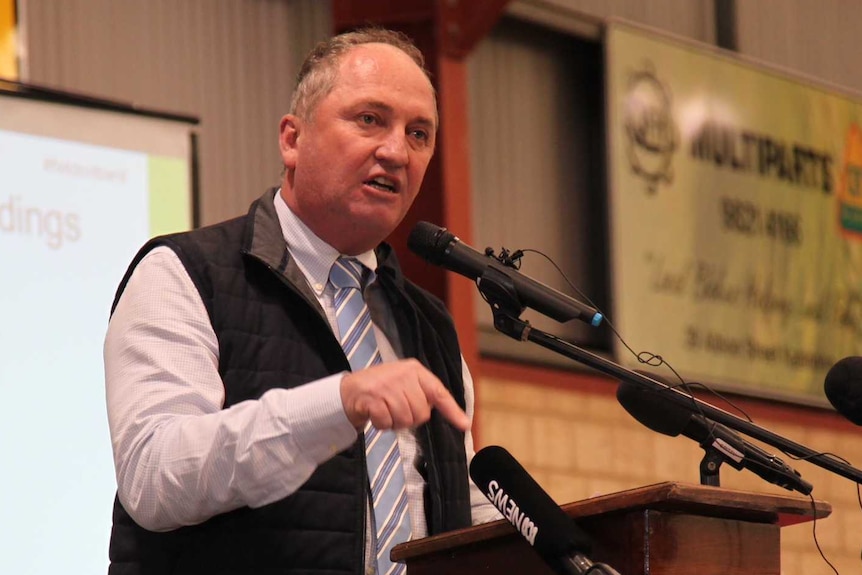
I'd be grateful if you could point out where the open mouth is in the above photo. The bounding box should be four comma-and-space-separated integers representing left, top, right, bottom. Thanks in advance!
365, 176, 397, 193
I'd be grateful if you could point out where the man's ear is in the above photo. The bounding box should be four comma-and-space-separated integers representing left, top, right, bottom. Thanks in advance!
279, 114, 301, 169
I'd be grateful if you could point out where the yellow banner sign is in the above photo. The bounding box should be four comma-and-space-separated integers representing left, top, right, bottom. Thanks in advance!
607, 22, 862, 402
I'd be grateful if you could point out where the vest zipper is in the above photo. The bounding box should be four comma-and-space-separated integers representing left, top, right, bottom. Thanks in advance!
247, 250, 368, 573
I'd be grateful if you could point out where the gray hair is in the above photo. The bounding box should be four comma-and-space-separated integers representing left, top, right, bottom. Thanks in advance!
290, 27, 435, 120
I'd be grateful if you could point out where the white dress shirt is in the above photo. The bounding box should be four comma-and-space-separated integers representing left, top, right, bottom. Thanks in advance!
104, 192, 499, 554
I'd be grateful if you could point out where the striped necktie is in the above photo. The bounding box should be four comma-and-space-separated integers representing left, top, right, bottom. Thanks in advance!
329, 257, 412, 575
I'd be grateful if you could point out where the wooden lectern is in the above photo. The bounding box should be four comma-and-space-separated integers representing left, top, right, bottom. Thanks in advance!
392, 482, 830, 575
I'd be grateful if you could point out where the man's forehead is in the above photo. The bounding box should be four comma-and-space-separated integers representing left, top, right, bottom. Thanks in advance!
340, 42, 416, 67
332, 45, 438, 124
337, 44, 431, 87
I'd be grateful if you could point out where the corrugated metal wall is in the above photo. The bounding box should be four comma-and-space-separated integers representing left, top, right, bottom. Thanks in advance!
736, 0, 862, 93
468, 18, 608, 350
19, 0, 331, 225
518, 0, 716, 41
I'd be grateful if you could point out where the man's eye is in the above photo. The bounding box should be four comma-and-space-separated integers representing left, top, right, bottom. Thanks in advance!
411, 129, 429, 142
359, 114, 376, 125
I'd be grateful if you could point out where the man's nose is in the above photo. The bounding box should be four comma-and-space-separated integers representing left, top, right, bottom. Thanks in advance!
375, 130, 409, 166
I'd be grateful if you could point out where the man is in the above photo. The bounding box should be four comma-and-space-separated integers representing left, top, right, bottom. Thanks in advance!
105, 27, 498, 575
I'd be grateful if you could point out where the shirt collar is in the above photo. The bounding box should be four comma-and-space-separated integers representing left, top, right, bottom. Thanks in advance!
273, 190, 378, 296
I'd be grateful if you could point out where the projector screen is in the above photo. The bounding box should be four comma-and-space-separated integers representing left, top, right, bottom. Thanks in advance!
0, 88, 196, 574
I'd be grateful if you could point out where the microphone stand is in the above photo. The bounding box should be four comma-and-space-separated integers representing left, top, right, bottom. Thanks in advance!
477, 269, 862, 486
698, 446, 725, 487
566, 554, 622, 575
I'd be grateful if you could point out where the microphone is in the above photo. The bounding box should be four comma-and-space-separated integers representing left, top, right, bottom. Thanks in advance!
407, 221, 603, 326
824, 356, 862, 425
470, 446, 621, 575
616, 381, 812, 495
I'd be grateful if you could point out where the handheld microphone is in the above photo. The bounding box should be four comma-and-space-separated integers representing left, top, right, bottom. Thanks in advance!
824, 356, 862, 425
470, 446, 621, 575
407, 221, 603, 326
616, 381, 812, 495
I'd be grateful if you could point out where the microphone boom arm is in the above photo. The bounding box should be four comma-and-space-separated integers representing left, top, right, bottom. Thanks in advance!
485, 304, 862, 485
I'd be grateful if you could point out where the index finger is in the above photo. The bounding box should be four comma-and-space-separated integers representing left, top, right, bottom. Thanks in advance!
417, 370, 471, 431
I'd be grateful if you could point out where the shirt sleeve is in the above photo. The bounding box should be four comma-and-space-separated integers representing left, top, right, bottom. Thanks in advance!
104, 246, 359, 532
460, 358, 504, 525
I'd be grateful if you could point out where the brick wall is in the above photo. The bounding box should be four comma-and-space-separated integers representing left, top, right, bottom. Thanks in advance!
474, 361, 862, 575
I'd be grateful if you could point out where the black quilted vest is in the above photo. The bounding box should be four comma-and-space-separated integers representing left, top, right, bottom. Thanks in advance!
107, 189, 472, 575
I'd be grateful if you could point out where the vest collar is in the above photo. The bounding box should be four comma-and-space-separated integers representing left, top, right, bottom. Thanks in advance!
243, 188, 406, 292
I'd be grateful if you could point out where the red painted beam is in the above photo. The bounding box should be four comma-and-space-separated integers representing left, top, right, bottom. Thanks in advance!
332, 0, 434, 29
436, 0, 511, 57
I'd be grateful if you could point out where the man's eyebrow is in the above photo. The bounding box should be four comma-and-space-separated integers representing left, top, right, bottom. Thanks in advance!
360, 100, 437, 130
411, 116, 437, 131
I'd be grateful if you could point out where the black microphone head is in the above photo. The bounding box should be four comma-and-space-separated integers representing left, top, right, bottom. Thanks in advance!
407, 221, 455, 264
824, 357, 862, 425
470, 445, 591, 561
616, 381, 692, 437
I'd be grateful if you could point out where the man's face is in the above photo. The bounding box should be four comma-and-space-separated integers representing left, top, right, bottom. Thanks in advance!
279, 43, 437, 255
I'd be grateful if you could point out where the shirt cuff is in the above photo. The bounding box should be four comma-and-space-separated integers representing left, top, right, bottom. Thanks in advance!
285, 372, 358, 462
